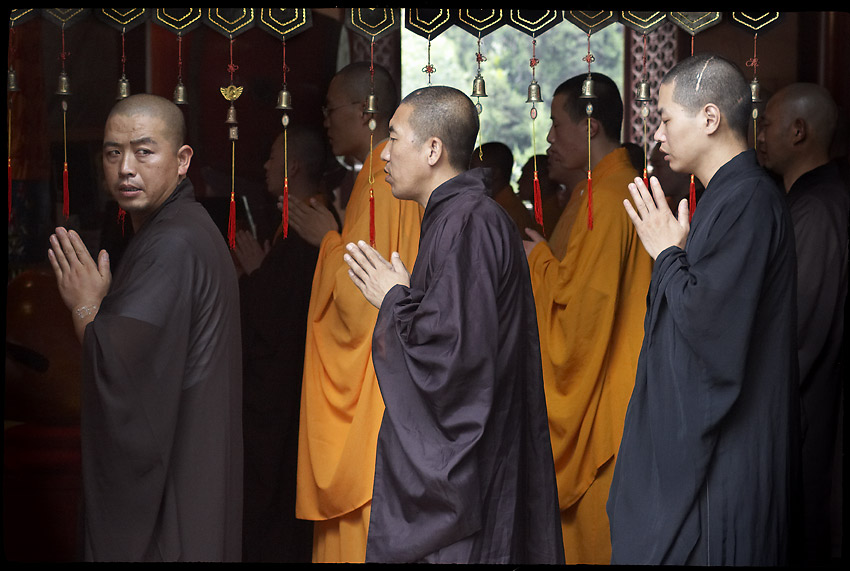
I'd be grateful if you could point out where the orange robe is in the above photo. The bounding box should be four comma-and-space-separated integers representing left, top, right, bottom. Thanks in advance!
492, 184, 534, 234
296, 140, 423, 563
526, 147, 652, 564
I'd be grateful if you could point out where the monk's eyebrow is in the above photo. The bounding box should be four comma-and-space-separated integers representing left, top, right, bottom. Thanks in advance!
103, 136, 158, 150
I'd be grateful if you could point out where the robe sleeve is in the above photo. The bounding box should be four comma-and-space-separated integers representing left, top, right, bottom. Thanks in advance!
296, 143, 423, 520
648, 180, 781, 435
369, 214, 505, 557
82, 234, 194, 560
526, 182, 646, 508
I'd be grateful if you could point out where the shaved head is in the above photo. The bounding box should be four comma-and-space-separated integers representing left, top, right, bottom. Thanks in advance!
770, 83, 838, 152
108, 93, 186, 151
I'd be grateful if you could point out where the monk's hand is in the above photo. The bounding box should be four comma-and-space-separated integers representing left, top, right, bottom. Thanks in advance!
234, 229, 269, 275
287, 195, 338, 247
523, 227, 546, 257
344, 240, 410, 309
47, 227, 111, 340
623, 176, 690, 260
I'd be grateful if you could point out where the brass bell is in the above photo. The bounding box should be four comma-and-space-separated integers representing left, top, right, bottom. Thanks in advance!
364, 93, 379, 114
55, 71, 71, 96
579, 74, 595, 99
749, 78, 762, 103
635, 79, 651, 103
116, 75, 131, 100
275, 87, 293, 111
225, 103, 238, 125
471, 73, 487, 98
8, 68, 20, 93
173, 81, 188, 105
526, 80, 543, 103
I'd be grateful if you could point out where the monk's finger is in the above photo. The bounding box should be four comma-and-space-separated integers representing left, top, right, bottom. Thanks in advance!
627, 183, 648, 217
632, 177, 656, 212
356, 240, 392, 270
623, 199, 642, 226
67, 229, 96, 268
344, 243, 374, 272
648, 176, 667, 208
47, 244, 64, 279
48, 232, 71, 274
344, 251, 372, 284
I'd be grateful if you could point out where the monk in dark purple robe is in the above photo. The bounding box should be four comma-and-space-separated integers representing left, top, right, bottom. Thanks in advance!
48, 94, 242, 561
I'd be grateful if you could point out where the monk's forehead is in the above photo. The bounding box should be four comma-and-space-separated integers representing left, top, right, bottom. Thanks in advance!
105, 112, 176, 146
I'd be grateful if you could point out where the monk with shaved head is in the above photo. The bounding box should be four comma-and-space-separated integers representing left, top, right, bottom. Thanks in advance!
343, 86, 564, 563
758, 83, 848, 565
48, 93, 243, 561
608, 54, 799, 565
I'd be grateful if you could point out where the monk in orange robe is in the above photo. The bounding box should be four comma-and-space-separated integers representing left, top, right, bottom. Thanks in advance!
469, 141, 535, 234
289, 62, 422, 563
523, 74, 653, 564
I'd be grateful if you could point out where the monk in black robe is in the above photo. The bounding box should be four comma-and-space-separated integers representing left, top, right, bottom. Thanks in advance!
609, 54, 799, 565
48, 94, 242, 561
757, 82, 849, 564
234, 127, 338, 562
344, 86, 563, 564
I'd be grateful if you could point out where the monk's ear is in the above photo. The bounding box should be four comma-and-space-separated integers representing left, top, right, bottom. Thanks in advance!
177, 145, 193, 176
426, 137, 444, 167
586, 116, 600, 139
791, 118, 807, 144
702, 103, 721, 136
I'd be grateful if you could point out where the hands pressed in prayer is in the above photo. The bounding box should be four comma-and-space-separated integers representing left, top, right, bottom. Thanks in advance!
344, 240, 410, 309
623, 176, 690, 260
523, 227, 546, 257
287, 195, 339, 247
47, 227, 112, 341
234, 229, 270, 275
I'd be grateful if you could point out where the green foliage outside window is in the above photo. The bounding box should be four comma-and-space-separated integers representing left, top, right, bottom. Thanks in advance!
401, 17, 625, 184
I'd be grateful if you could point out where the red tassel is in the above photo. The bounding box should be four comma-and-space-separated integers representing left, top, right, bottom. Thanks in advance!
117, 207, 126, 236
282, 177, 289, 239
228, 192, 236, 249
8, 158, 12, 223
369, 187, 376, 248
532, 171, 545, 236
689, 174, 696, 221
62, 162, 70, 219
643, 167, 649, 189
586, 170, 593, 230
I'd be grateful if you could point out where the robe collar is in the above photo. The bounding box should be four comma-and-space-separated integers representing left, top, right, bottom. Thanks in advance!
420, 168, 489, 233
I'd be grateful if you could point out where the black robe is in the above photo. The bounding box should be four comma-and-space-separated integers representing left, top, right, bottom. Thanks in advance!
365, 168, 564, 564
239, 226, 318, 562
81, 179, 243, 561
607, 150, 800, 565
787, 161, 849, 563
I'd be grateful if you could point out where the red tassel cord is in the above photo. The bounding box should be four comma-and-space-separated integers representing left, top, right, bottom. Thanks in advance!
586, 171, 593, 230
689, 174, 696, 221
533, 171, 544, 236
117, 207, 126, 236
282, 177, 289, 238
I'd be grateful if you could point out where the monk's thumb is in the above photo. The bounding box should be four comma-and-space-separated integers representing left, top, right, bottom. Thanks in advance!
98, 250, 111, 278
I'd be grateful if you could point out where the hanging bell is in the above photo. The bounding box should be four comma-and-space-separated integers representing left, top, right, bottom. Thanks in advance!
225, 103, 238, 125
116, 75, 131, 100
526, 80, 543, 103
55, 71, 71, 96
364, 93, 379, 114
749, 78, 762, 103
635, 79, 651, 103
8, 68, 20, 93
471, 73, 488, 98
173, 81, 188, 105
275, 87, 293, 111
579, 74, 595, 99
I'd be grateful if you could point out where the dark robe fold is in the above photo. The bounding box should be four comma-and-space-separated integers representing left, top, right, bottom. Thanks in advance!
81, 179, 243, 561
786, 161, 849, 563
239, 224, 319, 562
607, 150, 800, 565
365, 168, 564, 564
